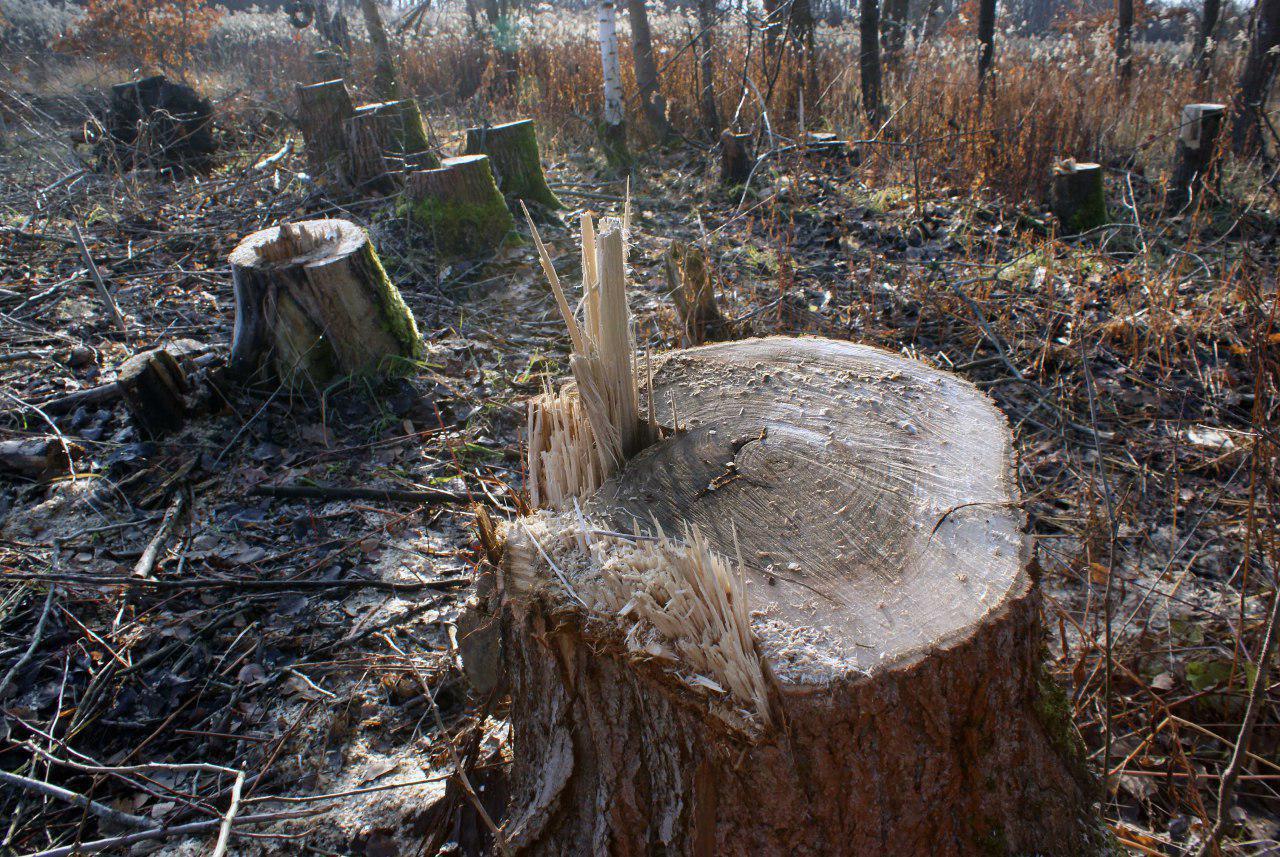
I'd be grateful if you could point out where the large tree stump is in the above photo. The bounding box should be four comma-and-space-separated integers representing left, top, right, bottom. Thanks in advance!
296, 80, 356, 181
719, 129, 755, 186
1167, 102, 1225, 213
96, 75, 215, 173
1051, 159, 1107, 234
403, 155, 515, 258
490, 218, 1104, 855
229, 219, 421, 386
462, 120, 563, 210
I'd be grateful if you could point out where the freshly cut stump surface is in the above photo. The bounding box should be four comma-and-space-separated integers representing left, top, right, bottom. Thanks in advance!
499, 337, 1103, 855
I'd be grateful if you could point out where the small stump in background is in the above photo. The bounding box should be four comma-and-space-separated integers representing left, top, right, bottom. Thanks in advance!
719, 129, 755, 186
462, 119, 563, 210
96, 75, 215, 174
403, 155, 515, 259
117, 346, 191, 437
1167, 102, 1225, 213
229, 219, 421, 386
1051, 159, 1107, 235
296, 80, 356, 182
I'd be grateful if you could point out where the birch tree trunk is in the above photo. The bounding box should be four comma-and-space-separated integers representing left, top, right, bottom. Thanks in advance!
597, 0, 629, 164
627, 0, 674, 140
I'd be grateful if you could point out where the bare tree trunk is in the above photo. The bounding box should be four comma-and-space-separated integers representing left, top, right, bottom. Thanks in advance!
697, 0, 721, 135
860, 0, 883, 125
597, 0, 630, 164
1231, 0, 1280, 154
359, 0, 401, 100
977, 0, 997, 90
627, 0, 674, 140
1193, 0, 1222, 83
882, 0, 909, 63
1115, 0, 1134, 83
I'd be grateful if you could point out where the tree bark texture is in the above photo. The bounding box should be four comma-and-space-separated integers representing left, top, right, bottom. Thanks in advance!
1167, 102, 1224, 212
696, 0, 720, 135
495, 337, 1107, 855
359, 0, 401, 100
1115, 0, 1134, 83
859, 0, 884, 125
1193, 0, 1221, 83
296, 80, 356, 181
597, 0, 630, 165
626, 0, 674, 140
403, 155, 515, 258
882, 0, 910, 62
463, 120, 564, 209
1051, 160, 1107, 234
1231, 0, 1280, 154
229, 219, 421, 385
718, 129, 754, 186
117, 346, 190, 437
977, 0, 997, 89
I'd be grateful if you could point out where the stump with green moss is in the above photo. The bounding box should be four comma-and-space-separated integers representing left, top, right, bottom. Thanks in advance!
229, 219, 422, 387
1051, 160, 1107, 235
462, 119, 563, 210
353, 100, 439, 169
296, 80, 356, 181
403, 155, 515, 258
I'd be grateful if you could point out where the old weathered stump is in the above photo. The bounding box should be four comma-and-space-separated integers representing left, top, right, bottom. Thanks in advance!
1051, 159, 1107, 234
403, 155, 515, 258
296, 80, 356, 181
307, 48, 349, 83
229, 219, 421, 386
719, 129, 755, 186
96, 75, 215, 173
462, 120, 563, 210
1167, 102, 1225, 213
117, 346, 190, 437
664, 241, 729, 345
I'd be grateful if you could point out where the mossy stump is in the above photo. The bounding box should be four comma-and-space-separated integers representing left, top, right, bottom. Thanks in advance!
462, 119, 563, 210
296, 80, 356, 182
1167, 102, 1225, 213
1051, 159, 1107, 235
353, 100, 439, 169
719, 129, 755, 186
229, 219, 422, 387
403, 155, 515, 259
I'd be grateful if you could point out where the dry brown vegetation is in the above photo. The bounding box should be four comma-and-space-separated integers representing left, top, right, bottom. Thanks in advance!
0, 1, 1278, 854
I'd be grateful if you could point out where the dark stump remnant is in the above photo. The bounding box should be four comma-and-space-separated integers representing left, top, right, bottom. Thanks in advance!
95, 75, 216, 174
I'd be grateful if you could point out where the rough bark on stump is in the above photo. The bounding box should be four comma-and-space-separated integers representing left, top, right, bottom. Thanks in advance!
1051, 159, 1107, 234
96, 75, 215, 174
497, 335, 1106, 855
296, 80, 356, 181
117, 346, 190, 437
346, 100, 439, 195
664, 241, 729, 345
718, 130, 754, 186
463, 120, 563, 210
229, 219, 422, 386
1167, 102, 1224, 213
403, 155, 515, 259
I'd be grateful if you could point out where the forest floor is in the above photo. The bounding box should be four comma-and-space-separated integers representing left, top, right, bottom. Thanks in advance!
1, 88, 1278, 856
